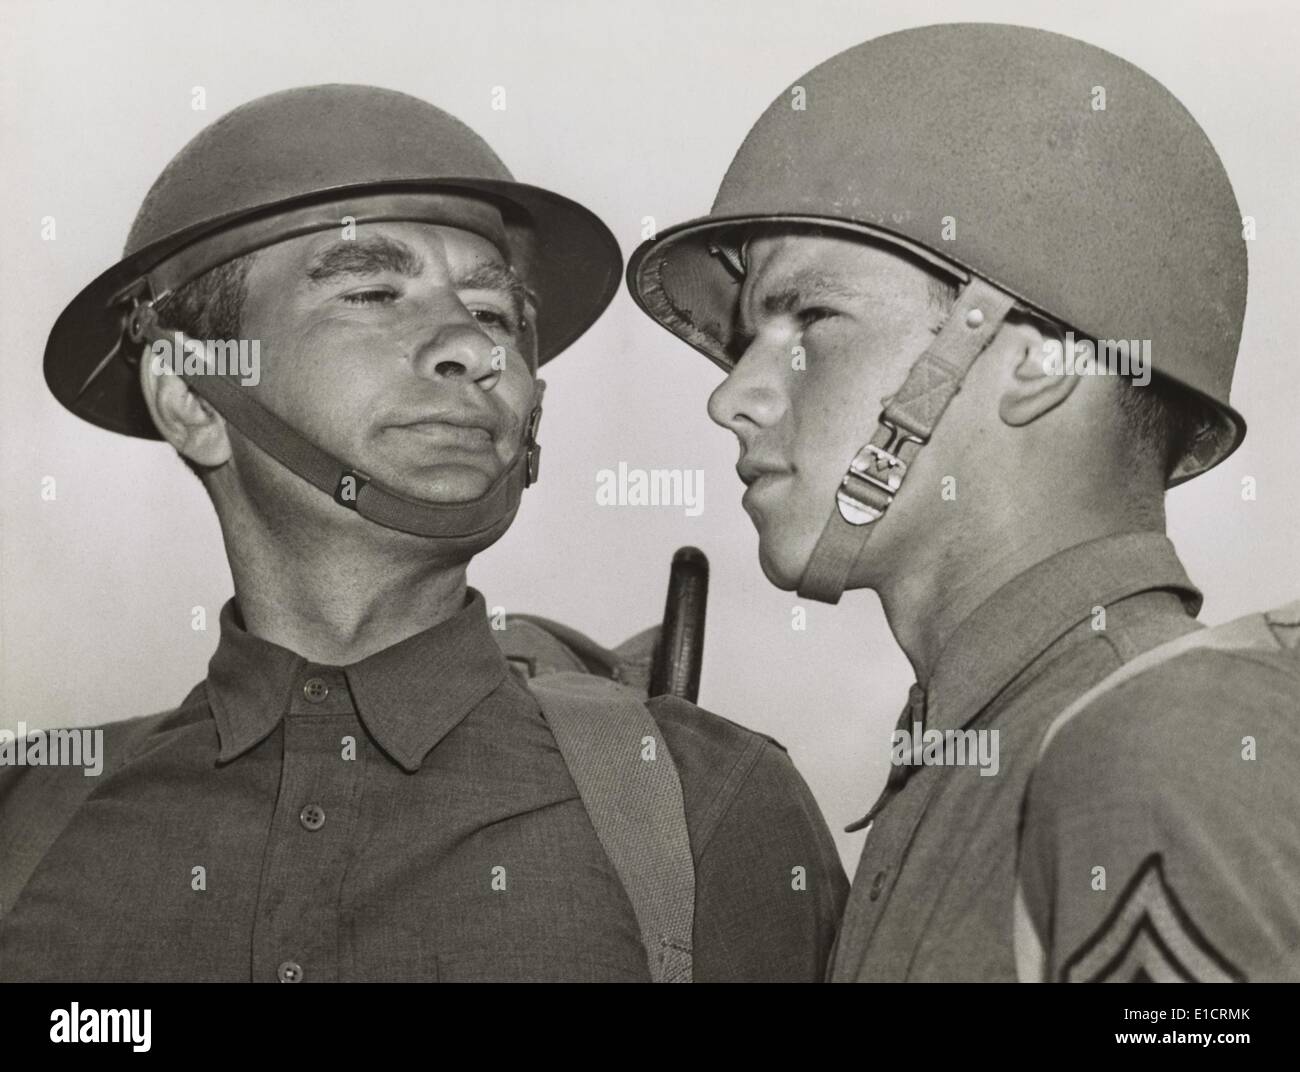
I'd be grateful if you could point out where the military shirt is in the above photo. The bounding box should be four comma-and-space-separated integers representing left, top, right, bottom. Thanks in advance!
830, 531, 1300, 981
0, 589, 847, 982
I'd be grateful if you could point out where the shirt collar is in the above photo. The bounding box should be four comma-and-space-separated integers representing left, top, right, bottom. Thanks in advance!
206, 588, 508, 771
923, 530, 1201, 734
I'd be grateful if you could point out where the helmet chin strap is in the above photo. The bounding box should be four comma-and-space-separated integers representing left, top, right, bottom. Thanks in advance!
797, 277, 1015, 604
125, 301, 540, 544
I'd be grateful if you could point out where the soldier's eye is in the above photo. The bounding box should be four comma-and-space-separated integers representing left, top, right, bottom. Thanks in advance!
728, 327, 757, 361
469, 304, 529, 341
471, 308, 512, 331
798, 306, 840, 328
340, 288, 396, 305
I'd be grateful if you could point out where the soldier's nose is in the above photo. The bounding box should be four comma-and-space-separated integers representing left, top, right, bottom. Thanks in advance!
416, 323, 501, 387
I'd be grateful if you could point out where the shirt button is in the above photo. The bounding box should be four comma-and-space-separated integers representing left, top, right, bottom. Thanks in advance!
299, 804, 326, 831
869, 869, 889, 901
277, 960, 303, 983
302, 677, 329, 703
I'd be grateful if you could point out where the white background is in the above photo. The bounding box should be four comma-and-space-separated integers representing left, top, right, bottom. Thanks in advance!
2, 0, 1298, 870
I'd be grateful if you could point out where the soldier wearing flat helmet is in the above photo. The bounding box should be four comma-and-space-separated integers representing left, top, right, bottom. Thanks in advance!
2, 84, 847, 982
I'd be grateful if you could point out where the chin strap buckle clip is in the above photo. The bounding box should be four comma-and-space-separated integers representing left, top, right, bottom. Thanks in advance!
523, 405, 543, 487
836, 420, 925, 525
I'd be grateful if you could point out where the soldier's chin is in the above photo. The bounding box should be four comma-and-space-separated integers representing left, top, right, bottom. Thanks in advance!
756, 536, 803, 592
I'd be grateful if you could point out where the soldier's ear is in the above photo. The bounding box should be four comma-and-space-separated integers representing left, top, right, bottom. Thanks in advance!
138, 342, 233, 468
996, 316, 1081, 428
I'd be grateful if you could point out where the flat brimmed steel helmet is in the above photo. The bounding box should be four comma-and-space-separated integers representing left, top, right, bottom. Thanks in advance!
628, 24, 1249, 603
46, 84, 623, 546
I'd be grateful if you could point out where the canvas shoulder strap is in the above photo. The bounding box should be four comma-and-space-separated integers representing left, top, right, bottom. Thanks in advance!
0, 710, 173, 918
1013, 598, 1300, 981
528, 671, 695, 982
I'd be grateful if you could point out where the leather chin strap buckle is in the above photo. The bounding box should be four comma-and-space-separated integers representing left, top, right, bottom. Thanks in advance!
837, 421, 925, 525
523, 405, 543, 487
797, 276, 1017, 605
73, 288, 166, 397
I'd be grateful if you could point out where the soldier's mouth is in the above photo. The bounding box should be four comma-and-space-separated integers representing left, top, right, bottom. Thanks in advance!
390, 421, 495, 449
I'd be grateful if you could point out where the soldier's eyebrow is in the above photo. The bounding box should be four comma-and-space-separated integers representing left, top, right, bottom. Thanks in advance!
454, 261, 540, 323
736, 268, 868, 339
306, 235, 425, 284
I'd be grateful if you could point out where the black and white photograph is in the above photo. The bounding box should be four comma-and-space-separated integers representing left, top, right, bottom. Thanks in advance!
1, 0, 1297, 1042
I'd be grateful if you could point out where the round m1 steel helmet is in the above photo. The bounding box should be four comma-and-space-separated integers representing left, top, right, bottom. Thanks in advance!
627, 24, 1249, 603
45, 84, 622, 547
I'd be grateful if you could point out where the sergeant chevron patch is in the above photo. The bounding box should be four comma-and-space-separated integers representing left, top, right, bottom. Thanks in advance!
1061, 854, 1245, 982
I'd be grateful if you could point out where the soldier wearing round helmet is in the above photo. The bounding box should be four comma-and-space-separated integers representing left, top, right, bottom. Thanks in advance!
629, 25, 1300, 981
1, 85, 847, 982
